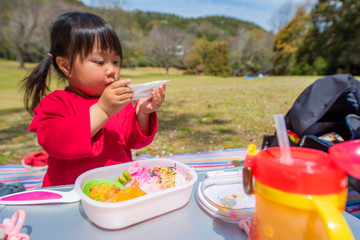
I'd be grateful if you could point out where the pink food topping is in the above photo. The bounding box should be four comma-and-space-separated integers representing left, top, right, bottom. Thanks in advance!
127, 161, 186, 193
128, 162, 158, 185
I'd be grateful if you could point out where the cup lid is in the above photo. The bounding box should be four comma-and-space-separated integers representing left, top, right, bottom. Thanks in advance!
253, 147, 347, 195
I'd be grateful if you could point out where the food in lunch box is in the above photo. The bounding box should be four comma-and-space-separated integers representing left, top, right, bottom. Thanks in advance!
89, 182, 146, 202
127, 161, 188, 193
89, 183, 111, 200
117, 175, 127, 184
100, 183, 146, 202
117, 170, 132, 184
87, 161, 188, 202
123, 170, 132, 180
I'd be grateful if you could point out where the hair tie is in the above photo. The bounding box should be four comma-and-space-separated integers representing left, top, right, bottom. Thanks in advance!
47, 53, 53, 58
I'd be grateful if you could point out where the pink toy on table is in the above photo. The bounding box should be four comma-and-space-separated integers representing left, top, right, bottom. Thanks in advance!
0, 210, 30, 240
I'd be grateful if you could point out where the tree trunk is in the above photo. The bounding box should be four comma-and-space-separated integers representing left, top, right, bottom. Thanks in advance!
18, 49, 25, 69
13, 0, 39, 69
165, 59, 169, 75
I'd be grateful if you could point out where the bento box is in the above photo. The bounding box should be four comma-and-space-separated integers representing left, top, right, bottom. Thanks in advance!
74, 158, 198, 229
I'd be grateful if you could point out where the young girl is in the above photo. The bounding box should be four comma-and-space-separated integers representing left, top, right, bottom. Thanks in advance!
21, 11, 166, 187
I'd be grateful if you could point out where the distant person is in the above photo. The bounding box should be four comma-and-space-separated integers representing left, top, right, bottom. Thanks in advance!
21, 11, 166, 187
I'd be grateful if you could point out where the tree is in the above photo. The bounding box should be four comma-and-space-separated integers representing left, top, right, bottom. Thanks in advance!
230, 28, 273, 76
185, 21, 226, 42
296, 0, 360, 75
205, 41, 232, 77
0, 1, 16, 59
146, 20, 187, 75
183, 38, 211, 74
270, 1, 296, 34
7, 0, 44, 68
1, 0, 83, 67
273, 6, 309, 75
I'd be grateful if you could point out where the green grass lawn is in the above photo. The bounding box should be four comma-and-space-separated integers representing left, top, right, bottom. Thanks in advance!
0, 58, 319, 164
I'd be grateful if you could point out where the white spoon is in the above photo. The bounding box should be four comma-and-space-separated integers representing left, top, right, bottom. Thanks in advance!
0, 188, 80, 205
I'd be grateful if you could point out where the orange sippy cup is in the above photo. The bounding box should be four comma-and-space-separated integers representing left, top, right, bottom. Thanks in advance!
243, 145, 355, 240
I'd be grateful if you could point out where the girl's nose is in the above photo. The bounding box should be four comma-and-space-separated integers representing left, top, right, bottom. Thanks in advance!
105, 66, 116, 82
106, 66, 115, 78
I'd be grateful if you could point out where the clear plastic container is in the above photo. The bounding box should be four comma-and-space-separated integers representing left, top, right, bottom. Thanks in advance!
196, 170, 255, 223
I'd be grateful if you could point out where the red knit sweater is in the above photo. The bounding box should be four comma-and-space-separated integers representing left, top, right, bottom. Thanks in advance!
29, 88, 157, 187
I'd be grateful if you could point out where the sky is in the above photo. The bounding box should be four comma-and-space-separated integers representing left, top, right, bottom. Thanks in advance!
82, 0, 317, 32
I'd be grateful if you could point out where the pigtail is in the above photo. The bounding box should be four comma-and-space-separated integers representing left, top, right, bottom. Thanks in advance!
21, 54, 53, 115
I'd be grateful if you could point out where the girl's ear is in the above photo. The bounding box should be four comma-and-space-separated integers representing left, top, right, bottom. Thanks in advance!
56, 56, 71, 76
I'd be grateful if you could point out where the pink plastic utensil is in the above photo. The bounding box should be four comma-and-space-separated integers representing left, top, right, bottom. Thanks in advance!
0, 188, 79, 205
0, 210, 30, 240
329, 139, 360, 179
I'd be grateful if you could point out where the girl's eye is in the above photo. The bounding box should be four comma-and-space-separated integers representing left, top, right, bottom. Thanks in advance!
94, 61, 104, 65
113, 61, 120, 66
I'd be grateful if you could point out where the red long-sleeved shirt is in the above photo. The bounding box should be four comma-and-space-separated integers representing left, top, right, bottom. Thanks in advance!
29, 88, 157, 187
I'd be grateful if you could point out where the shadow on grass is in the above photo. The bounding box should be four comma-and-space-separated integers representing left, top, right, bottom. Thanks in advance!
0, 108, 31, 144
0, 107, 25, 116
159, 110, 235, 131
212, 119, 232, 124
158, 110, 238, 148
159, 111, 199, 130
0, 122, 30, 142
0, 107, 39, 164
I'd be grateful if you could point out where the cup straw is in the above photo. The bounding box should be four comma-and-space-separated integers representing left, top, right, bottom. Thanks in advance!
274, 114, 293, 164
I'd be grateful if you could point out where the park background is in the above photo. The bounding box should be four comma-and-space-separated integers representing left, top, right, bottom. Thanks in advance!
0, 0, 359, 164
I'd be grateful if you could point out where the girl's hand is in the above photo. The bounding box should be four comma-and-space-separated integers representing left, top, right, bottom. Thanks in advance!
97, 79, 134, 117
136, 84, 166, 116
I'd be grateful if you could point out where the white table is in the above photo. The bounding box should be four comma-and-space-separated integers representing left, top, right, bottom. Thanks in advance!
0, 171, 359, 240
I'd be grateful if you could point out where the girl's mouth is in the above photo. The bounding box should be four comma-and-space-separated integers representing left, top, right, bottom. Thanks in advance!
105, 81, 114, 87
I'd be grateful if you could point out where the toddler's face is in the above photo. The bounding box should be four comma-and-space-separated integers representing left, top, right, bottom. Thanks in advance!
67, 42, 121, 97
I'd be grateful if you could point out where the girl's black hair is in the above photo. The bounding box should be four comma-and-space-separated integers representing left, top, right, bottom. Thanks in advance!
21, 11, 123, 114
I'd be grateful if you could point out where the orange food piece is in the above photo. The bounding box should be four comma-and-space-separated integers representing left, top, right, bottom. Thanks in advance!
96, 183, 146, 203
89, 183, 111, 200
100, 184, 122, 202
112, 186, 146, 202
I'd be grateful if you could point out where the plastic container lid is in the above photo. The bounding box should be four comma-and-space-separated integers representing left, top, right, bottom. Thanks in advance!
196, 170, 255, 223
253, 147, 347, 195
329, 139, 360, 179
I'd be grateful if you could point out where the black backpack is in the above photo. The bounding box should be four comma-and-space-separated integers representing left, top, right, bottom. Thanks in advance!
262, 74, 360, 191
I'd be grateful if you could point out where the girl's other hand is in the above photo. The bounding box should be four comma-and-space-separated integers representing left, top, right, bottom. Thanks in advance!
97, 79, 134, 117
137, 84, 166, 115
